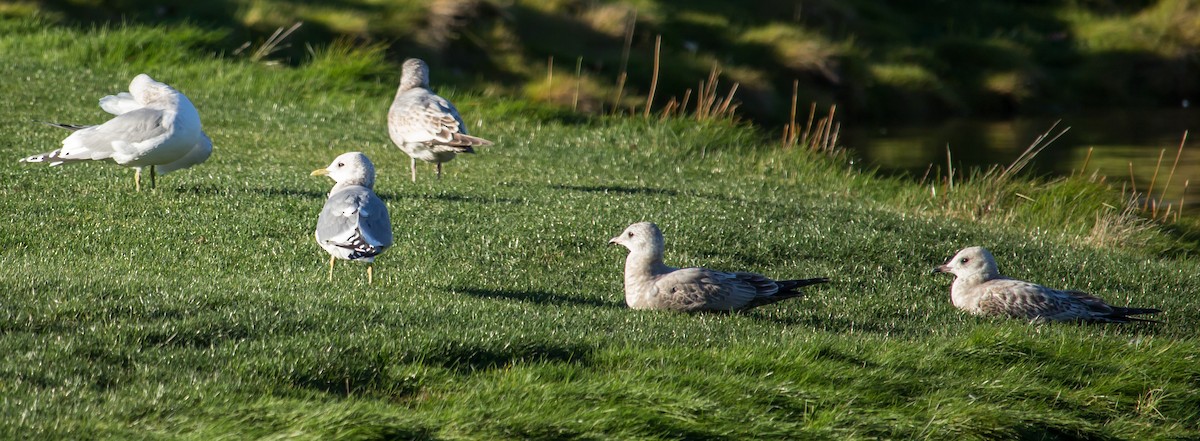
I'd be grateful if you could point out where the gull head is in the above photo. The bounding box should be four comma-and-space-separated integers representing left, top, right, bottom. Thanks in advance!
609, 222, 665, 255
312, 152, 376, 189
128, 74, 175, 105
932, 246, 1000, 279
400, 58, 430, 90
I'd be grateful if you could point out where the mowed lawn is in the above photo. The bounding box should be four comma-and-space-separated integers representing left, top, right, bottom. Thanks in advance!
1, 19, 1198, 440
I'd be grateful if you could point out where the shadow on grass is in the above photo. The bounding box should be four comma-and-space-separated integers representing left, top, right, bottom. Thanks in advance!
550, 183, 743, 204
414, 340, 595, 374
172, 184, 328, 200
288, 361, 422, 400
174, 184, 526, 207
454, 287, 618, 309
551, 184, 681, 197
747, 311, 901, 336
382, 192, 525, 205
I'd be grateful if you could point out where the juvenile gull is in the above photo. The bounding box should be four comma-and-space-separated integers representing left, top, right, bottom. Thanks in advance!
20, 74, 212, 191
312, 152, 393, 284
387, 58, 493, 182
608, 222, 829, 312
932, 246, 1161, 323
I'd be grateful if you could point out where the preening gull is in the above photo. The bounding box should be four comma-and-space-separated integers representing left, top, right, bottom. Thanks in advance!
608, 222, 829, 312
20, 74, 212, 191
312, 152, 393, 284
387, 58, 493, 182
932, 246, 1161, 323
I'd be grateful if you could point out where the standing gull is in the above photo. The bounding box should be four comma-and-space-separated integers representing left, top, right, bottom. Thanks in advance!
19, 74, 212, 191
387, 58, 493, 182
932, 246, 1161, 323
312, 152, 393, 284
608, 222, 829, 312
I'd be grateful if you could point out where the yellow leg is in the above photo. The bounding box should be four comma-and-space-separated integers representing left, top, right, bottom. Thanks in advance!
328, 256, 335, 281
367, 264, 374, 285
135, 168, 142, 192
410, 158, 417, 182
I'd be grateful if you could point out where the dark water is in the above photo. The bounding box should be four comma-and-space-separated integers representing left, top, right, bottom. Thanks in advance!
844, 109, 1200, 213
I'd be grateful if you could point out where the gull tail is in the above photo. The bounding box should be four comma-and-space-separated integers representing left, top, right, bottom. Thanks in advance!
337, 230, 386, 261
19, 149, 67, 166
445, 133, 494, 153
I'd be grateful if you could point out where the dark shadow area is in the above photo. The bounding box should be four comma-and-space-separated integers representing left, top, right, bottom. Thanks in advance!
745, 310, 901, 336
455, 287, 617, 309
381, 191, 525, 205
549, 183, 743, 204
409, 341, 594, 374
21, 0, 1197, 122
1013, 425, 1117, 441
552, 184, 680, 197
138, 323, 256, 350
33, 0, 372, 68
288, 362, 423, 400
172, 184, 328, 200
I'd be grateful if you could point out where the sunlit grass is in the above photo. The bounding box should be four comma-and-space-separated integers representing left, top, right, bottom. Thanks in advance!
0, 18, 1198, 440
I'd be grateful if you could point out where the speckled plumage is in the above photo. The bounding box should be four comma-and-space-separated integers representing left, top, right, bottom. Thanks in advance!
387, 58, 492, 181
932, 247, 1161, 323
608, 222, 828, 312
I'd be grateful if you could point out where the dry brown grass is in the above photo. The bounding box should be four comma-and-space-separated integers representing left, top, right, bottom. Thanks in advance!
781, 97, 841, 155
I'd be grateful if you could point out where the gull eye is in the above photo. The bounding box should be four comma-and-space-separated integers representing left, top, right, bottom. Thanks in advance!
960, 257, 970, 264
336, 162, 345, 167
627, 232, 635, 238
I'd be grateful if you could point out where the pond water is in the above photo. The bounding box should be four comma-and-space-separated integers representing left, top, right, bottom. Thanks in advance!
843, 108, 1200, 214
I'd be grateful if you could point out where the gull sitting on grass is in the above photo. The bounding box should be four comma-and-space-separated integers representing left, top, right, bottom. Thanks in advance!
19, 74, 212, 191
387, 58, 493, 182
932, 246, 1161, 323
608, 222, 829, 312
312, 152, 393, 284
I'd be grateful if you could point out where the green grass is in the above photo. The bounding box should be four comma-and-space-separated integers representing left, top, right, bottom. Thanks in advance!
1, 18, 1199, 440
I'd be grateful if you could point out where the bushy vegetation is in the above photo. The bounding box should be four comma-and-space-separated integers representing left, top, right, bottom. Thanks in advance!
0, 12, 1198, 440
10, 0, 1200, 122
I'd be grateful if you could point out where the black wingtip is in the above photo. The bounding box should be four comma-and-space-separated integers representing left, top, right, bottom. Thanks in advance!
38, 121, 87, 131
777, 277, 830, 292
1112, 307, 1163, 324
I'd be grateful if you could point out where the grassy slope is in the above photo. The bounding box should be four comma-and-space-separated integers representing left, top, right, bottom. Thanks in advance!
1, 19, 1199, 440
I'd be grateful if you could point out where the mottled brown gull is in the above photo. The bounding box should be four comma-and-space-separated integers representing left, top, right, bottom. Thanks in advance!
608, 222, 829, 312
387, 58, 493, 182
312, 152, 393, 284
932, 246, 1161, 323
20, 74, 212, 191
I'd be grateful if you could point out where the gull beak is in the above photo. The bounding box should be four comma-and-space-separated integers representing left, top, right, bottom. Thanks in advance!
931, 264, 949, 275
311, 168, 329, 177
608, 236, 620, 246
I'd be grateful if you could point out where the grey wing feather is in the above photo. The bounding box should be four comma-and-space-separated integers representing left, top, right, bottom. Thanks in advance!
655, 268, 759, 311
977, 280, 1084, 320
94, 107, 168, 140
21, 108, 167, 164
316, 186, 393, 259
66, 107, 167, 151
359, 192, 393, 249
157, 131, 213, 175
